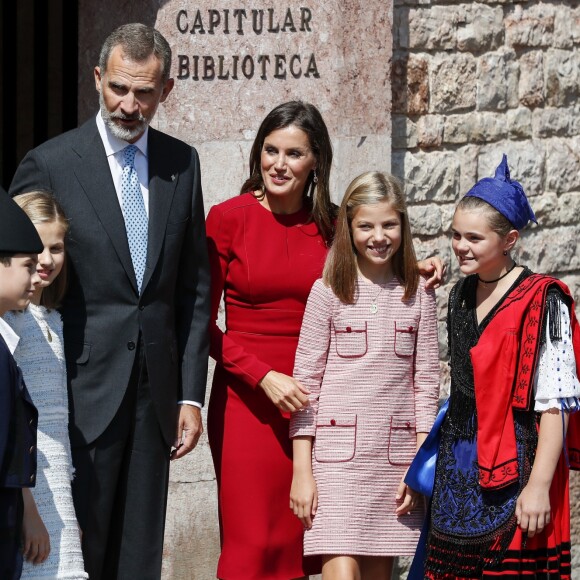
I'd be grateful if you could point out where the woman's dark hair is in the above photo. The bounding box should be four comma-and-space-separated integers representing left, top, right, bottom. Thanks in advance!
240, 101, 336, 244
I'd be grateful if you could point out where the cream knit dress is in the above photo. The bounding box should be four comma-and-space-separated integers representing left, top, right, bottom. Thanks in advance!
4, 305, 87, 579
290, 277, 440, 556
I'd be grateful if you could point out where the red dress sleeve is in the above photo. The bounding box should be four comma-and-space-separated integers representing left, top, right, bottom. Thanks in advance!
206, 204, 273, 388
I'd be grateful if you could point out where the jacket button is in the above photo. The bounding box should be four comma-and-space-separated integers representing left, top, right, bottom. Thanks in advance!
405, 421, 411, 429
346, 327, 351, 333
29, 418, 34, 427
139, 305, 145, 311
30, 474, 35, 483
29, 445, 35, 454
127, 341, 136, 350
330, 419, 336, 426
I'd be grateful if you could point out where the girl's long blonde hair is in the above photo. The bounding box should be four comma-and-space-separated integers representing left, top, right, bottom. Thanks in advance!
323, 171, 419, 303
13, 190, 69, 309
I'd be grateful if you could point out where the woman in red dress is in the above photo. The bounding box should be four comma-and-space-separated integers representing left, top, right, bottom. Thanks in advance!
206, 101, 443, 579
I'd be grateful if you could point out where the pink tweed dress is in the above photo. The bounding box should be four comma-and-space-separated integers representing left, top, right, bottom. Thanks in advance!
290, 276, 440, 556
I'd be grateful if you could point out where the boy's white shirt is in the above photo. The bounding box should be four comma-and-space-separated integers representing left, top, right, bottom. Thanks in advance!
0, 315, 20, 354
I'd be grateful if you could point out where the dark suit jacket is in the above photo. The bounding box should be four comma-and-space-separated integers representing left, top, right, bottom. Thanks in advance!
10, 117, 211, 447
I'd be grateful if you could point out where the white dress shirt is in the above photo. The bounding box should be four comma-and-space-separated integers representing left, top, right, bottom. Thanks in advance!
0, 315, 20, 354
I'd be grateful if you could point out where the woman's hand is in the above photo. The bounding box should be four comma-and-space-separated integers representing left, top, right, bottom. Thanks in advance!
516, 481, 551, 538
395, 474, 420, 516
290, 472, 318, 529
418, 257, 446, 289
22, 489, 50, 564
258, 370, 310, 412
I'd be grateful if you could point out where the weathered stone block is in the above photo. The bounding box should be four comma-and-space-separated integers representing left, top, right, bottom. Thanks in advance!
443, 115, 472, 145
533, 192, 580, 228
431, 55, 477, 113
478, 141, 545, 196
477, 49, 519, 111
392, 54, 430, 115
444, 112, 507, 145
408, 203, 442, 235
417, 115, 444, 148
518, 224, 580, 273
507, 107, 533, 139
518, 51, 544, 108
457, 4, 504, 53
413, 237, 454, 266
532, 192, 559, 226
553, 5, 574, 49
392, 115, 418, 149
392, 151, 460, 202
546, 137, 580, 193
505, 3, 555, 48
572, 6, 580, 45
457, 145, 480, 197
545, 48, 580, 108
403, 6, 458, 50
532, 107, 572, 139
440, 203, 456, 233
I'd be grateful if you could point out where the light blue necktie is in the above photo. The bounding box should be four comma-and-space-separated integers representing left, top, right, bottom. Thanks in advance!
121, 145, 148, 293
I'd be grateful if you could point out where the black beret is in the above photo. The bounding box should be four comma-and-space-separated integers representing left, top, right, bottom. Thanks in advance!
0, 188, 43, 254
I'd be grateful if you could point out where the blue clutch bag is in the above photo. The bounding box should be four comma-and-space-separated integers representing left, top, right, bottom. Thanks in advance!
404, 398, 449, 498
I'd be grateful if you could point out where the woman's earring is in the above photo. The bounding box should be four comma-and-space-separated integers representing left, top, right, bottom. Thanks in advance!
503, 250, 508, 255
313, 170, 318, 184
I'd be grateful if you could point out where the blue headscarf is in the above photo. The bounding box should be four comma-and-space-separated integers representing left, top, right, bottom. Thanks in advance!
464, 154, 537, 230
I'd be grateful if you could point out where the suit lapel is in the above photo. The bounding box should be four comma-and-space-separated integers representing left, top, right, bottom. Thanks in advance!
72, 120, 138, 293
143, 129, 178, 291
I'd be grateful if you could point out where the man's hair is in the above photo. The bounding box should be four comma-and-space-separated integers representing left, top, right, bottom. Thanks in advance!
0, 252, 12, 266
99, 23, 172, 82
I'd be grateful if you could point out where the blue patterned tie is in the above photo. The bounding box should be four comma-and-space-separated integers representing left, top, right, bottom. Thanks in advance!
121, 145, 148, 293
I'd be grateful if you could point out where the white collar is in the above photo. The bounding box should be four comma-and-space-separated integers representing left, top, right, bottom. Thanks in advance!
0, 316, 20, 354
96, 111, 149, 159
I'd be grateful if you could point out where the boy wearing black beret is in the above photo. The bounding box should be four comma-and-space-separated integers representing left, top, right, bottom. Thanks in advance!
0, 188, 42, 580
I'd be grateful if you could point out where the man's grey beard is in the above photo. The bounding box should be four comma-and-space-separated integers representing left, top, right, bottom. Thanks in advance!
99, 91, 149, 142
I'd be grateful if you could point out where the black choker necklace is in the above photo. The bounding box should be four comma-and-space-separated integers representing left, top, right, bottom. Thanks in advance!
477, 261, 517, 286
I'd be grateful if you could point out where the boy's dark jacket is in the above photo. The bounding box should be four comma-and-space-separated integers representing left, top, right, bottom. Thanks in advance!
0, 333, 38, 578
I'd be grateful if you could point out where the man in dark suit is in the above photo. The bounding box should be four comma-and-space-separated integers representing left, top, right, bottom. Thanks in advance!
10, 23, 210, 580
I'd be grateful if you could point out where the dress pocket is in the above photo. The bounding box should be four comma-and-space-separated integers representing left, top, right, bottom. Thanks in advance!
333, 322, 368, 358
314, 414, 357, 463
387, 416, 416, 466
394, 321, 417, 357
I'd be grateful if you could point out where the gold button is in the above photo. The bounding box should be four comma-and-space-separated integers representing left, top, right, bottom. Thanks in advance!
29, 445, 35, 454
29, 474, 35, 483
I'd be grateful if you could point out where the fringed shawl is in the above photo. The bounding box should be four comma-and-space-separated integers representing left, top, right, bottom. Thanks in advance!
472, 274, 580, 490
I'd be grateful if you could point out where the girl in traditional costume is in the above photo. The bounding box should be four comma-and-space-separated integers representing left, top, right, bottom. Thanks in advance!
418, 155, 580, 579
289, 171, 440, 579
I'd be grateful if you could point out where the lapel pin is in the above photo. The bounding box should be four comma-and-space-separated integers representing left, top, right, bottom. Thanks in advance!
171, 174, 177, 181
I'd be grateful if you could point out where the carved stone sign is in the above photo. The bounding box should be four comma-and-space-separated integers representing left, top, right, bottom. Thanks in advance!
175, 7, 320, 81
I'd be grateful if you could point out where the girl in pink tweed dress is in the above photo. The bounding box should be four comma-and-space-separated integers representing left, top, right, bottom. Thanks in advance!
290, 171, 440, 579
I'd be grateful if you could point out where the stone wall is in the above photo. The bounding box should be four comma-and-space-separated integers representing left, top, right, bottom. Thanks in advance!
391, 0, 580, 573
